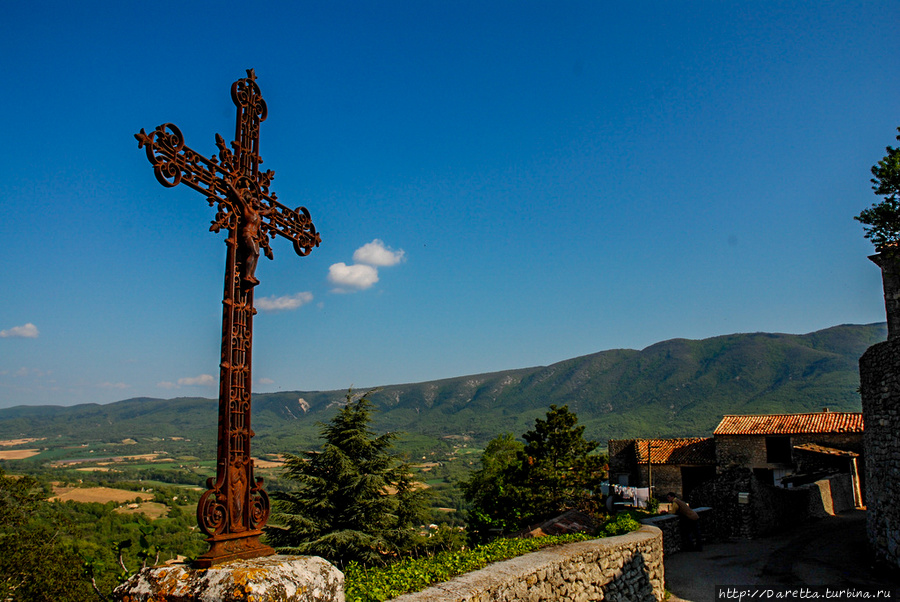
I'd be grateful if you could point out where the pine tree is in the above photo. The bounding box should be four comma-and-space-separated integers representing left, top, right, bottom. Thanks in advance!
462, 406, 606, 538
518, 404, 604, 519
266, 391, 429, 567
856, 126, 900, 250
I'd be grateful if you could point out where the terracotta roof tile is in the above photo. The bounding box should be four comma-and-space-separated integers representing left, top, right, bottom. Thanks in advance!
793, 442, 859, 457
713, 412, 863, 436
631, 437, 716, 465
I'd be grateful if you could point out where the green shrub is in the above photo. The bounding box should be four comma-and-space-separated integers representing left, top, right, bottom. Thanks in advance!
597, 512, 641, 537
344, 516, 641, 602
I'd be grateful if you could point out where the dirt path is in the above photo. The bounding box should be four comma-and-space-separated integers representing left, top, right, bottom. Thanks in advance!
664, 510, 900, 602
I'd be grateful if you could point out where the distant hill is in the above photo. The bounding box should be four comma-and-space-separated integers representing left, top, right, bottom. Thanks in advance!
0, 323, 885, 456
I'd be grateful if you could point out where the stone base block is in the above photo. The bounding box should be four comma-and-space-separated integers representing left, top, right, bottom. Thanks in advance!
113, 555, 343, 602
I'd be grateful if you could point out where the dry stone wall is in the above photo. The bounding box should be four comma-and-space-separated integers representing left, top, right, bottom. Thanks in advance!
113, 528, 665, 602
640, 508, 711, 555
389, 525, 664, 602
859, 338, 900, 568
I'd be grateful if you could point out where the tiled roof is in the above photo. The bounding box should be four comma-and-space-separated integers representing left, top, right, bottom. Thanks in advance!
793, 442, 859, 457
713, 412, 863, 436
632, 437, 716, 465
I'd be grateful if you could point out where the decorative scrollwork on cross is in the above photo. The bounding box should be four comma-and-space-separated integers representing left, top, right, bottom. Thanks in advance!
135, 70, 320, 567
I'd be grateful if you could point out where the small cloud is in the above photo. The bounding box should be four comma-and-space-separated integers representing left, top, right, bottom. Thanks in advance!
178, 374, 216, 387
256, 292, 314, 312
99, 382, 130, 390
157, 374, 216, 390
13, 367, 49, 378
353, 239, 406, 267
328, 262, 379, 292
0, 323, 39, 338
258, 378, 275, 385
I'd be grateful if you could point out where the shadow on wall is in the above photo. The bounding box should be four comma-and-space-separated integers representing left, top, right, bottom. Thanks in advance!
603, 551, 658, 601
689, 468, 854, 540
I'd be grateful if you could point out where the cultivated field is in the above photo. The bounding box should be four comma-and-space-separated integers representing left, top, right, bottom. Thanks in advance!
0, 437, 45, 447
113, 502, 170, 520
0, 449, 40, 460
49, 486, 155, 504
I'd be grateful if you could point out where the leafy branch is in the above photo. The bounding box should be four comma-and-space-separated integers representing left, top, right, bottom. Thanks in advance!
855, 127, 900, 251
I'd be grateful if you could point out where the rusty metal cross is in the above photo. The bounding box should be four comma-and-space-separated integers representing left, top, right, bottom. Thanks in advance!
135, 69, 320, 567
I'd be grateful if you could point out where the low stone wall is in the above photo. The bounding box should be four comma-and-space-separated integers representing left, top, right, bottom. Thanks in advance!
690, 469, 858, 541
804, 474, 855, 517
640, 508, 711, 555
389, 525, 664, 602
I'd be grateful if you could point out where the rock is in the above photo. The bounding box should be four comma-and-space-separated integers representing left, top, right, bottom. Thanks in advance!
113, 555, 343, 602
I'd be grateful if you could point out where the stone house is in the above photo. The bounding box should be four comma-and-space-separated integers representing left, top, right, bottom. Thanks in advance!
607, 437, 717, 500
713, 411, 864, 504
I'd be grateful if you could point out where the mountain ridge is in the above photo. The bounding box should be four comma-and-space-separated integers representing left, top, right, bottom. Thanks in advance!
0, 323, 885, 454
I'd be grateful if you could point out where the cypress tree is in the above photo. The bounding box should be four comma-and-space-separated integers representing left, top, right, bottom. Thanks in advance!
266, 391, 429, 567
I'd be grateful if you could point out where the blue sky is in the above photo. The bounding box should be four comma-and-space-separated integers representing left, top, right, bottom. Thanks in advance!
1, 2, 898, 408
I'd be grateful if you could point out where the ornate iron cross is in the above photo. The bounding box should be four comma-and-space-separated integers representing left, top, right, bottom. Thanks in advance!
135, 69, 320, 567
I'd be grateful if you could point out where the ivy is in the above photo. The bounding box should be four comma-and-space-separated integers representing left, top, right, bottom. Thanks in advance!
344, 513, 641, 602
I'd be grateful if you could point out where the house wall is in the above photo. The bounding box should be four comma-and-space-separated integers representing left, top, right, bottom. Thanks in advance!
859, 337, 900, 570
608, 440, 638, 486
715, 433, 862, 472
649, 465, 682, 497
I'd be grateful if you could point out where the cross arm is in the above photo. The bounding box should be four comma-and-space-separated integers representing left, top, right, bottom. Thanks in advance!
135, 123, 231, 202
136, 123, 320, 258
258, 193, 321, 257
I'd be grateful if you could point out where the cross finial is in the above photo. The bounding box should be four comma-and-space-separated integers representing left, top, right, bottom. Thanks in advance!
246, 68, 257, 81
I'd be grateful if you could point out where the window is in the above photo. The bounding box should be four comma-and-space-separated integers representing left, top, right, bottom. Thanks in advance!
765, 436, 792, 464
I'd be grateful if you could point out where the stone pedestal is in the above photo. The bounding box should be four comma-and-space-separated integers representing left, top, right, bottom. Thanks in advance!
113, 555, 343, 602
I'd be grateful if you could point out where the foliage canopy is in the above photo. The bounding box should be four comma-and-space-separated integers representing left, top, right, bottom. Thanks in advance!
267, 391, 430, 567
462, 405, 606, 539
855, 127, 900, 250
0, 470, 95, 602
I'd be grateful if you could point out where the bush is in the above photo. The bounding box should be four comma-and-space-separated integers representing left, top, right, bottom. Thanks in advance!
597, 512, 641, 537
344, 533, 593, 602
344, 515, 642, 602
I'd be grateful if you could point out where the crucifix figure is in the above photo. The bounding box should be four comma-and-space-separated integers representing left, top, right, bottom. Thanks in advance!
135, 69, 320, 567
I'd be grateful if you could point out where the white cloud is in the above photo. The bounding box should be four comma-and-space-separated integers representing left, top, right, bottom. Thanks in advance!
99, 382, 130, 390
13, 367, 49, 378
258, 377, 275, 385
327, 240, 406, 293
353, 239, 406, 267
256, 292, 314, 312
328, 262, 379, 292
178, 374, 216, 387
157, 374, 216, 390
0, 323, 39, 338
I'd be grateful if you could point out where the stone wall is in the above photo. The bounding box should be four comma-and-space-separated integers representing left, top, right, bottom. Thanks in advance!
715, 434, 862, 474
860, 338, 900, 568
690, 468, 850, 540
649, 465, 682, 496
640, 508, 711, 555
389, 525, 665, 602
